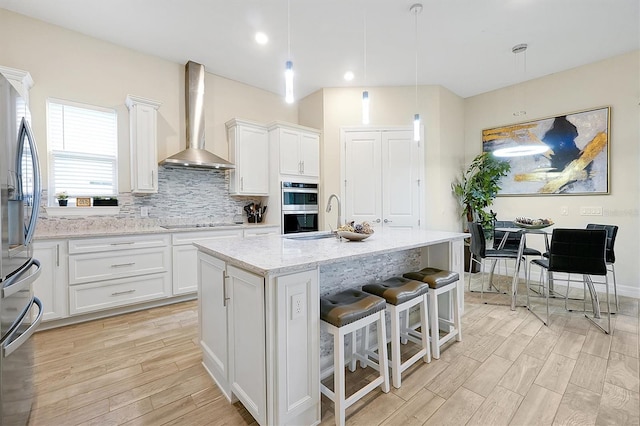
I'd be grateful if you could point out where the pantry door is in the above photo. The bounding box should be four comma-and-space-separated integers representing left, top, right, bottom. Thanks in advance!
344, 129, 421, 231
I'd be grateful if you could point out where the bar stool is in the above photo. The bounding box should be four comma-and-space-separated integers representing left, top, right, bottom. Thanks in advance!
362, 276, 431, 388
403, 267, 462, 359
320, 289, 390, 426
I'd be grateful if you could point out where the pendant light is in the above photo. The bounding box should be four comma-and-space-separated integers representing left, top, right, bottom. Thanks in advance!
362, 8, 370, 124
512, 43, 527, 117
284, 0, 294, 104
410, 3, 422, 142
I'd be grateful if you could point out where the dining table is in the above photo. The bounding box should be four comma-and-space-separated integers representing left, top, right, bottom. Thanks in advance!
491, 226, 551, 310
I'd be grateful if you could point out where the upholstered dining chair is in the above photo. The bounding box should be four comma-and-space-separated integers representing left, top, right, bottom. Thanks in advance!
527, 228, 611, 333
586, 223, 619, 310
468, 222, 520, 299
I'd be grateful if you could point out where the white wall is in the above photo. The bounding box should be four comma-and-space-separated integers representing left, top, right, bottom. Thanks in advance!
465, 50, 640, 295
0, 9, 297, 193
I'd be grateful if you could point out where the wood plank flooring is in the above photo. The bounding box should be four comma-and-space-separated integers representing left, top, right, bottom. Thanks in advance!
28, 273, 640, 425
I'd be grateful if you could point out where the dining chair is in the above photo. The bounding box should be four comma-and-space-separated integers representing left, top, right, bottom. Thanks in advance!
468, 222, 520, 299
527, 228, 611, 333
586, 223, 619, 310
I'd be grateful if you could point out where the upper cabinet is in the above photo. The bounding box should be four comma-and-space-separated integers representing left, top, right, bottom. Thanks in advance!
226, 119, 269, 196
126, 95, 161, 194
269, 123, 320, 179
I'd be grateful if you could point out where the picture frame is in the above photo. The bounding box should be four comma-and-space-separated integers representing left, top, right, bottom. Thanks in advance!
76, 197, 91, 207
482, 106, 610, 195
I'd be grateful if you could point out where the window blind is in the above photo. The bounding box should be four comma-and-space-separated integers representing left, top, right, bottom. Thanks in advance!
47, 99, 118, 201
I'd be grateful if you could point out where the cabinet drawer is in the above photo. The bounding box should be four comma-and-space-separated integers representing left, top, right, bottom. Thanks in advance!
243, 226, 280, 237
69, 273, 170, 315
171, 229, 242, 245
69, 234, 170, 254
69, 247, 170, 285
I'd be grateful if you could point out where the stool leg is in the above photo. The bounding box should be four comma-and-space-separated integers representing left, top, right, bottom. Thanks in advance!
453, 285, 462, 342
420, 294, 431, 363
376, 310, 390, 393
348, 331, 357, 372
429, 291, 441, 359
389, 305, 402, 388
334, 330, 346, 426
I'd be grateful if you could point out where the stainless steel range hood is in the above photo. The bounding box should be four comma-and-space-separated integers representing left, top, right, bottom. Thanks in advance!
160, 61, 235, 170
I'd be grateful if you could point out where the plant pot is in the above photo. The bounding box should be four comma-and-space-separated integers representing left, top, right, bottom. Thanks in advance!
58, 199, 68, 206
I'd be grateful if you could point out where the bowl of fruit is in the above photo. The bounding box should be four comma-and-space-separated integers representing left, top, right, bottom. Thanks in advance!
337, 221, 374, 241
514, 217, 554, 229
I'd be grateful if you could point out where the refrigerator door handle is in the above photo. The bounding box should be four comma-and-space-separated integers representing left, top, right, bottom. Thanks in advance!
2, 258, 41, 299
3, 297, 43, 358
17, 117, 42, 247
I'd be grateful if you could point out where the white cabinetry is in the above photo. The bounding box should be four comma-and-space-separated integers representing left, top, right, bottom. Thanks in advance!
68, 234, 171, 315
226, 119, 269, 195
243, 225, 280, 237
32, 240, 68, 321
198, 250, 319, 425
126, 95, 161, 194
269, 123, 320, 179
172, 229, 243, 295
198, 253, 266, 425
344, 129, 422, 230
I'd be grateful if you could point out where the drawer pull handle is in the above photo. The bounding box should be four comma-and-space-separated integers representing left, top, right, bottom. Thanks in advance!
111, 289, 136, 296
111, 262, 135, 268
110, 242, 135, 246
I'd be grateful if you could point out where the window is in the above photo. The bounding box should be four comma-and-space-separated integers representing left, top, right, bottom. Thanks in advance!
47, 99, 118, 205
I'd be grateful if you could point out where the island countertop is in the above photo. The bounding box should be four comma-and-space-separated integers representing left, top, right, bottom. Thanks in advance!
194, 228, 468, 276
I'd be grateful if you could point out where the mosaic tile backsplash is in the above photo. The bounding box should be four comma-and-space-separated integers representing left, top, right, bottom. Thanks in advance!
36, 166, 263, 234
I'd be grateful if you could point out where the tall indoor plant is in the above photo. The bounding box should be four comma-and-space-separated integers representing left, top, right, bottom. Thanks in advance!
451, 152, 511, 232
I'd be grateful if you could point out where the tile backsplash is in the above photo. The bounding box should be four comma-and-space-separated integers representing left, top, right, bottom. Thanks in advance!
36, 166, 264, 234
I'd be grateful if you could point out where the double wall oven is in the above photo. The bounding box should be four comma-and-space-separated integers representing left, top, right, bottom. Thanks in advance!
0, 73, 43, 425
281, 182, 319, 234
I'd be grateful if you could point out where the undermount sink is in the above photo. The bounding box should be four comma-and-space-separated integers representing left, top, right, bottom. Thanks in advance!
283, 232, 337, 240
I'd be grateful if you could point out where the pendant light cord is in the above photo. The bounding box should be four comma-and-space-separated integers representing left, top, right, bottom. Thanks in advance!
363, 8, 367, 84
287, 0, 291, 58
414, 6, 418, 109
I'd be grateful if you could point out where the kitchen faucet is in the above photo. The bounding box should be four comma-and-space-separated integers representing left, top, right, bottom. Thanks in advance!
325, 194, 342, 230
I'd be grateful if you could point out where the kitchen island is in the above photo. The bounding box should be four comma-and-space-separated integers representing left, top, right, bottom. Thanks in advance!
195, 228, 467, 426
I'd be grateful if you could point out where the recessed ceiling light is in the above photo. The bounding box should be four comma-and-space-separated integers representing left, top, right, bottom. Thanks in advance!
255, 32, 268, 45
344, 71, 354, 81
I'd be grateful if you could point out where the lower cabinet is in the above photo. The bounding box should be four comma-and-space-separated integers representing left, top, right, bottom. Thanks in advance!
172, 229, 243, 295
198, 251, 319, 426
198, 253, 266, 424
32, 240, 69, 321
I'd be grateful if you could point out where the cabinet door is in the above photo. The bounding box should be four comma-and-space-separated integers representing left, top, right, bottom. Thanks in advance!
33, 240, 68, 321
198, 253, 232, 399
344, 131, 383, 229
381, 130, 420, 229
279, 128, 301, 175
172, 245, 199, 295
299, 132, 319, 177
227, 265, 266, 425
126, 96, 160, 194
235, 125, 269, 195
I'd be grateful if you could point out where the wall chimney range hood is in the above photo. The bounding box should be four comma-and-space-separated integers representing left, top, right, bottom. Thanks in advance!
160, 61, 235, 170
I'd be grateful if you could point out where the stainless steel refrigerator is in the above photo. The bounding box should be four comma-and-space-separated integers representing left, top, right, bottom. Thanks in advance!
0, 73, 43, 425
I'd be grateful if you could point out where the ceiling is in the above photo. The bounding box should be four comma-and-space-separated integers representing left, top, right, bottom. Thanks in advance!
1, 0, 638, 99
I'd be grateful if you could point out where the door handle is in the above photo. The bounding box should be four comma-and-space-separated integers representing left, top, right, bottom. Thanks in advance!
384, 219, 393, 223
373, 219, 381, 223
223, 274, 231, 307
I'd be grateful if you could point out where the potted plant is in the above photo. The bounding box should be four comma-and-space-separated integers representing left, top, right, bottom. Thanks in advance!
452, 152, 510, 272
56, 191, 68, 206
451, 152, 511, 232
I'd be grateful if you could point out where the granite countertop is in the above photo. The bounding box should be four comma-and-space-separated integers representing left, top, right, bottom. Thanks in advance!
194, 229, 468, 276
34, 222, 280, 240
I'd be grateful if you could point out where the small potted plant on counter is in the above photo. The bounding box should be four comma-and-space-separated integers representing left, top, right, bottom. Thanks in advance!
56, 191, 68, 206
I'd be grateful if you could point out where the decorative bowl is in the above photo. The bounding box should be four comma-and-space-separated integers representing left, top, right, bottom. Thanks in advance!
514, 219, 554, 229
337, 231, 372, 241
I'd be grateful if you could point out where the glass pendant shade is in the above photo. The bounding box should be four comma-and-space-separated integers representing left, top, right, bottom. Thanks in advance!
285, 60, 294, 104
413, 113, 420, 141
362, 90, 370, 124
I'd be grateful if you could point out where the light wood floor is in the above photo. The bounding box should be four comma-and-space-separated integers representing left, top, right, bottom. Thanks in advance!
29, 273, 640, 425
